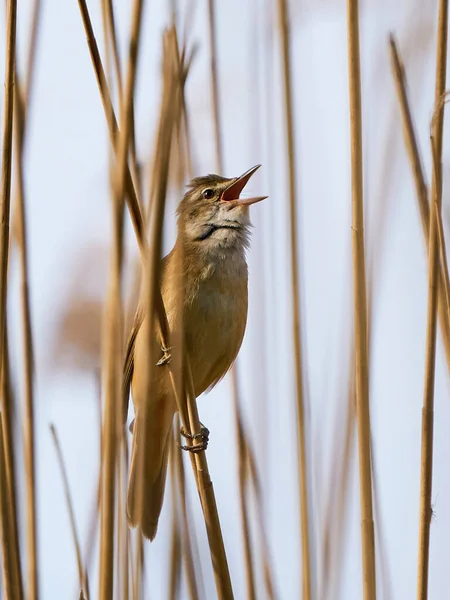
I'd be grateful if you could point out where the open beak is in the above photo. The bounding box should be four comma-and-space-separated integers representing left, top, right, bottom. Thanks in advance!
220, 164, 268, 206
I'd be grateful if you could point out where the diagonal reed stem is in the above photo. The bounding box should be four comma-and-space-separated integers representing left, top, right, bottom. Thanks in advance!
389, 35, 450, 372
276, 0, 312, 597
50, 425, 89, 599
346, 0, 376, 597
416, 1, 448, 597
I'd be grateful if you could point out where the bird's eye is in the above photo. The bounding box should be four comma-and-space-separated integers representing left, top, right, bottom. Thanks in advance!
202, 188, 214, 199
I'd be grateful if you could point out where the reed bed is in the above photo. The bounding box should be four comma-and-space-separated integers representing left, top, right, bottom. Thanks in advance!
1, 1, 450, 599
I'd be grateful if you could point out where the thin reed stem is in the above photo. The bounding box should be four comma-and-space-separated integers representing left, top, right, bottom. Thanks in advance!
0, 415, 21, 599
431, 140, 450, 324
169, 437, 182, 600
207, 0, 223, 170
174, 417, 202, 600
346, 0, 376, 597
277, 0, 312, 597
0, 0, 17, 393
246, 444, 277, 600
77, 0, 145, 248
50, 425, 89, 599
321, 361, 356, 599
12, 3, 42, 594
417, 3, 448, 595
388, 35, 450, 371
0, 328, 23, 598
417, 3, 448, 597
99, 2, 146, 598
231, 370, 256, 600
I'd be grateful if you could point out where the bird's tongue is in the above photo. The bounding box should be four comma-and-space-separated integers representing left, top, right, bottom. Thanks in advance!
220, 165, 267, 206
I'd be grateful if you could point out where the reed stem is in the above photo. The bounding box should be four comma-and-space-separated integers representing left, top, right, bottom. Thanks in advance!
347, 0, 376, 597
277, 0, 312, 596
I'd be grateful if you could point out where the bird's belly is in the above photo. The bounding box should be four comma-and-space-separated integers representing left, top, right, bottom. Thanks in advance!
185, 290, 247, 396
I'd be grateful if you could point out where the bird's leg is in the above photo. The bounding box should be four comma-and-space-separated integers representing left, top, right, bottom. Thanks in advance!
180, 422, 210, 453
156, 344, 172, 366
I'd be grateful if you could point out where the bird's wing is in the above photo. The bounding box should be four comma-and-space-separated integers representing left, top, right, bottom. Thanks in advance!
122, 304, 144, 427
122, 253, 172, 428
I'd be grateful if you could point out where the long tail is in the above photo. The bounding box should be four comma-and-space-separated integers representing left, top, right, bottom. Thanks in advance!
126, 405, 172, 541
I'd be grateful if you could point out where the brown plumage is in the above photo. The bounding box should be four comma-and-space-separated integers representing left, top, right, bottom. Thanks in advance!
125, 165, 267, 540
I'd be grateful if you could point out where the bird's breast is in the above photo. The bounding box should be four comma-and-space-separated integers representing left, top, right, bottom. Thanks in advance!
183, 258, 248, 396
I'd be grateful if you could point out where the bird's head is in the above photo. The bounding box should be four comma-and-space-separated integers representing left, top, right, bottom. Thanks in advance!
177, 165, 267, 250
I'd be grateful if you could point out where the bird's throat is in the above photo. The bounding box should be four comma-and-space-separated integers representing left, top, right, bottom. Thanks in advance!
195, 223, 241, 241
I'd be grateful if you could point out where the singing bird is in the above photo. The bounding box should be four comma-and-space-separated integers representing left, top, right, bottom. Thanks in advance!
124, 164, 267, 540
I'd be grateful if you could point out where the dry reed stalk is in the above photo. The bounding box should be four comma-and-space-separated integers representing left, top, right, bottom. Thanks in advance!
231, 369, 256, 600
0, 0, 17, 368
101, 0, 141, 201
80, 443, 101, 593
246, 444, 276, 600
99, 7, 130, 600
276, 0, 312, 597
102, 0, 123, 114
389, 35, 450, 370
416, 1, 448, 596
321, 363, 356, 599
431, 140, 450, 323
13, 70, 38, 600
77, 0, 145, 248
207, 0, 223, 170
50, 425, 89, 599
169, 435, 182, 600
0, 329, 23, 597
183, 361, 234, 599
99, 2, 146, 598
0, 414, 21, 599
346, 0, 376, 597
115, 447, 129, 600
98, 131, 124, 600
174, 417, 202, 600
0, 18, 18, 579
131, 534, 144, 600
11, 3, 42, 596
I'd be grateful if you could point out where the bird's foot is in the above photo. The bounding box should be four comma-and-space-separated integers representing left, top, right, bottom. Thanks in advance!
156, 344, 172, 367
180, 423, 210, 453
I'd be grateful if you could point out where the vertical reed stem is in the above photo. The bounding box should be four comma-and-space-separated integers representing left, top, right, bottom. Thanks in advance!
0, 0, 17, 393
346, 0, 376, 597
417, 4, 448, 597
277, 0, 312, 596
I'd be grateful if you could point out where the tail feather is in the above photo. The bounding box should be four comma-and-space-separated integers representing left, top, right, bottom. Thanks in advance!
127, 409, 172, 541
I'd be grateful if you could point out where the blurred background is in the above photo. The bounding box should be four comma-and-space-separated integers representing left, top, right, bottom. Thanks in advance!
1, 0, 450, 598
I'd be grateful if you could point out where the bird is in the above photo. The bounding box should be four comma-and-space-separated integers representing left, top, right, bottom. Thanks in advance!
124, 164, 267, 540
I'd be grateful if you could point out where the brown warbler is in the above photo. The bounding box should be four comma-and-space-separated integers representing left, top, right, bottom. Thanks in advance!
124, 164, 267, 540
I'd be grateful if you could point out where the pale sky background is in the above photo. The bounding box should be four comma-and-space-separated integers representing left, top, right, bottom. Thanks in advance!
1, 0, 450, 598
